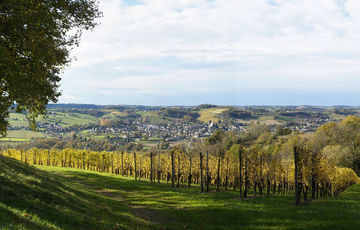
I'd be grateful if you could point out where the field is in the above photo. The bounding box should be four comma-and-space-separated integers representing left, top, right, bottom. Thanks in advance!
8, 111, 99, 128
1, 156, 360, 230
198, 107, 229, 123
0, 130, 45, 143
136, 111, 173, 125
41, 111, 99, 127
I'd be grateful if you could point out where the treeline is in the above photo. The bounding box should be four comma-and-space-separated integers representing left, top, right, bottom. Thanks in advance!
317, 116, 360, 175
221, 108, 255, 120
3, 118, 360, 205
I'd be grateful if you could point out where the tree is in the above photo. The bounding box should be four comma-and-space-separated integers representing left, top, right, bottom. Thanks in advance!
0, 0, 102, 136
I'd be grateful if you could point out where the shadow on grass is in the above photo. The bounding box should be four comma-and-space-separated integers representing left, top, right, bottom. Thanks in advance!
2, 158, 360, 230
59, 169, 360, 230
0, 156, 151, 230
52, 170, 360, 229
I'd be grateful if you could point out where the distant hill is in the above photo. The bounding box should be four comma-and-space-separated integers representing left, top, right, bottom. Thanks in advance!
46, 103, 105, 109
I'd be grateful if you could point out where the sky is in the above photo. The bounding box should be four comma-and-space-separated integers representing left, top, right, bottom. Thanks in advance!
59, 0, 360, 106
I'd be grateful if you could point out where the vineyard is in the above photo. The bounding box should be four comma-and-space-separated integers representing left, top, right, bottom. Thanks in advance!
2, 136, 358, 204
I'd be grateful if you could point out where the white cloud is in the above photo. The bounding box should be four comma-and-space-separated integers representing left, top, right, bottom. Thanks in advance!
61, 0, 360, 105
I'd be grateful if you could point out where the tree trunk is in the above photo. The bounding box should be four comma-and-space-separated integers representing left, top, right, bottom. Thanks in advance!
239, 149, 243, 198
171, 151, 175, 188
102, 154, 105, 173
150, 152, 153, 183
158, 151, 161, 183
121, 151, 124, 176
87, 151, 90, 170
311, 152, 317, 200
33, 150, 37, 165
188, 156, 192, 187
111, 154, 114, 174
177, 155, 181, 188
216, 157, 221, 192
233, 154, 236, 191
225, 158, 229, 191
24, 149, 28, 164
200, 152, 204, 193
283, 175, 286, 194
294, 146, 300, 206
267, 174, 270, 196
244, 156, 248, 198
47, 150, 51, 166
259, 156, 263, 195
139, 157, 142, 181
82, 152, 85, 169
206, 151, 210, 192
134, 152, 137, 181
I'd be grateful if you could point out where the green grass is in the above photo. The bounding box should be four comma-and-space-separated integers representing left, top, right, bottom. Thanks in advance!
275, 115, 297, 122
42, 112, 98, 127
0, 130, 45, 143
136, 111, 172, 125
0, 156, 150, 230
0, 137, 30, 142
2, 156, 360, 229
8, 111, 99, 129
329, 113, 347, 121
8, 113, 29, 127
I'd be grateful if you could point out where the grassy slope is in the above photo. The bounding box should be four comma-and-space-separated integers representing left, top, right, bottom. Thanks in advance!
0, 130, 45, 143
2, 156, 360, 230
0, 156, 150, 230
198, 108, 228, 123
42, 112, 98, 127
8, 111, 99, 128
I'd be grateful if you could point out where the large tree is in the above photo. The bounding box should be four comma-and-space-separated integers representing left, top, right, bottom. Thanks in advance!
0, 0, 101, 136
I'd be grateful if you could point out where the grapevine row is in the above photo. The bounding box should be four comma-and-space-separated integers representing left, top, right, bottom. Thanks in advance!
2, 143, 358, 203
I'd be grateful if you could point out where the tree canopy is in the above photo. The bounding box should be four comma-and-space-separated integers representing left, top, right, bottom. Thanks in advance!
0, 0, 102, 136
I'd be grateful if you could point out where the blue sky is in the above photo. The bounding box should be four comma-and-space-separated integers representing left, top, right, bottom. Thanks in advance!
59, 0, 360, 106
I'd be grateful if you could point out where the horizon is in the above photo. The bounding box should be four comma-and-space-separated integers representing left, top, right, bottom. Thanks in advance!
48, 103, 360, 107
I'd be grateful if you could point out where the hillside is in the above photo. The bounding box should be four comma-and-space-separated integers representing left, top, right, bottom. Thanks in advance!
1, 156, 360, 229
0, 156, 150, 230
3, 105, 360, 150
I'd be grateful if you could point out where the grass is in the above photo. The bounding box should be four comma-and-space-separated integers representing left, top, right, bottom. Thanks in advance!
8, 111, 99, 129
0, 130, 45, 143
136, 111, 172, 125
275, 115, 297, 122
102, 109, 128, 117
2, 156, 360, 229
329, 113, 347, 121
198, 107, 228, 123
8, 113, 29, 127
0, 156, 149, 230
42, 112, 98, 127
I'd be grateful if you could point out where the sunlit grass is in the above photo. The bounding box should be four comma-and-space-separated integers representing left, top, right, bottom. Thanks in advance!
198, 107, 229, 123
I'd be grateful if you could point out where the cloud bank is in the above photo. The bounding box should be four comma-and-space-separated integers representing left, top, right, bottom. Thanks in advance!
60, 0, 360, 105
